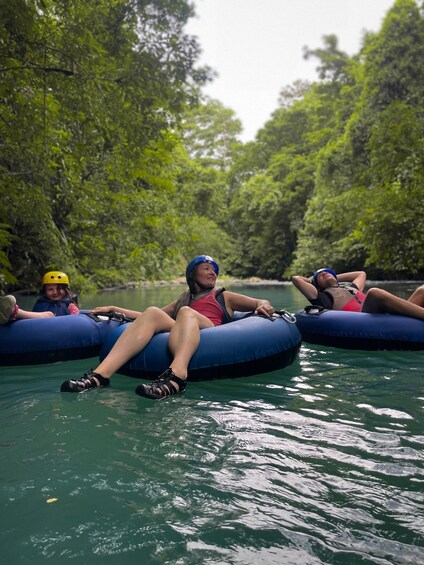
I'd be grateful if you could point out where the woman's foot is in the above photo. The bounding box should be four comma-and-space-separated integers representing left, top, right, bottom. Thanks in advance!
135, 368, 187, 400
0, 295, 17, 325
60, 370, 110, 393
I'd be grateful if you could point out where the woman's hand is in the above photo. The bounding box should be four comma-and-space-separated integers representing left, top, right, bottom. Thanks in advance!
254, 300, 275, 317
91, 305, 143, 320
91, 306, 118, 314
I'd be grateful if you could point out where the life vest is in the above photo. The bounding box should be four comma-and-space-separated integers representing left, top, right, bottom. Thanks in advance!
189, 289, 232, 326
322, 284, 366, 312
32, 295, 79, 316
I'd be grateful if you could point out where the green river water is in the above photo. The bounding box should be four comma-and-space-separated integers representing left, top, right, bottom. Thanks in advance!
0, 283, 423, 564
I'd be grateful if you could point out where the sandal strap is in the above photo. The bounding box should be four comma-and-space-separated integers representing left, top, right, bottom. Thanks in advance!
157, 371, 186, 388
60, 370, 109, 393
154, 370, 186, 396
79, 375, 99, 390
137, 369, 187, 399
81, 371, 109, 388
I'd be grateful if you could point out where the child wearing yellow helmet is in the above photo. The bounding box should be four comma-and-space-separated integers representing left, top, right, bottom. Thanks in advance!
33, 271, 80, 316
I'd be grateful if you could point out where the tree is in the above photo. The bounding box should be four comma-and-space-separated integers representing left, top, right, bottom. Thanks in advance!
181, 97, 243, 170
0, 0, 207, 289
227, 73, 347, 279
290, 0, 424, 278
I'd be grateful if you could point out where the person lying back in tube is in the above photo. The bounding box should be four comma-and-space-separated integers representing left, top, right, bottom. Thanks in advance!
292, 268, 424, 319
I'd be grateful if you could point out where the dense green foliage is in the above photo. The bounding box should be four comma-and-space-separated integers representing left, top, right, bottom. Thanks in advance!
230, 0, 424, 280
0, 0, 215, 290
1, 0, 423, 293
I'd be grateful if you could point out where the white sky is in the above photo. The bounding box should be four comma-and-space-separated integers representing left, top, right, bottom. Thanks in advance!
185, 0, 396, 141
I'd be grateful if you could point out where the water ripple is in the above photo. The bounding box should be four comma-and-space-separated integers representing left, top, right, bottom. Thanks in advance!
1, 331, 423, 564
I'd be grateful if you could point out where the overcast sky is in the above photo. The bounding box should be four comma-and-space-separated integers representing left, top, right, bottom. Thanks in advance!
185, 0, 396, 141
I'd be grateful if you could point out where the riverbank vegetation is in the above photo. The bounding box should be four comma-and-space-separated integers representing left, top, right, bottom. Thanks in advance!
1, 0, 423, 292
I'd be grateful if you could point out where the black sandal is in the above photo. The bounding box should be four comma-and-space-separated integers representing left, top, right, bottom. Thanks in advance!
60, 370, 110, 393
135, 368, 187, 400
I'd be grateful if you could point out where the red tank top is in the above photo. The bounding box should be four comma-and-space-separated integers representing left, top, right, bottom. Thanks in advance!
189, 290, 224, 326
342, 290, 367, 312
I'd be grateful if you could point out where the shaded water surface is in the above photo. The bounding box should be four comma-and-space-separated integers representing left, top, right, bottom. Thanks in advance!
1, 284, 423, 564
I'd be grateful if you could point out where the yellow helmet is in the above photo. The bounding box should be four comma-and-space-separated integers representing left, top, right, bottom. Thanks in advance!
42, 271, 70, 286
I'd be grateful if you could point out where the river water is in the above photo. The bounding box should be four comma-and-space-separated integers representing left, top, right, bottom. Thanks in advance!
1, 283, 423, 564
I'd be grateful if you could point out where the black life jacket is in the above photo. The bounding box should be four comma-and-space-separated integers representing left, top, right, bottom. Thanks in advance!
215, 288, 233, 324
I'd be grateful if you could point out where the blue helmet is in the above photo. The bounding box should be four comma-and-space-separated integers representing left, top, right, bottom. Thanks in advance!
185, 255, 219, 285
312, 268, 337, 289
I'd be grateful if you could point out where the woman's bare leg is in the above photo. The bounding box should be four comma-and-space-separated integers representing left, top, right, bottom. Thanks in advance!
136, 307, 214, 399
167, 306, 214, 380
93, 307, 175, 379
61, 307, 175, 392
362, 288, 424, 320
407, 284, 424, 306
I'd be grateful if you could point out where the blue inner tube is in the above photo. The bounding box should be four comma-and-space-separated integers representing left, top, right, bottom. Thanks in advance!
295, 308, 424, 350
0, 313, 122, 366
100, 314, 302, 381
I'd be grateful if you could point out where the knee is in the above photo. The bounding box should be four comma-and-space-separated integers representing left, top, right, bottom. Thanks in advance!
369, 287, 392, 297
365, 287, 391, 308
175, 306, 201, 325
410, 285, 424, 304
366, 288, 384, 299
144, 306, 162, 315
175, 306, 195, 320
134, 306, 162, 324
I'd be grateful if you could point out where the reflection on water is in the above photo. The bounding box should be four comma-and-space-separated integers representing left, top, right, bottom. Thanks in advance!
1, 284, 423, 564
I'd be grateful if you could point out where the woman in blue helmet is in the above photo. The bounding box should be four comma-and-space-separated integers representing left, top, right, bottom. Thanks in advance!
60, 255, 276, 400
292, 268, 424, 317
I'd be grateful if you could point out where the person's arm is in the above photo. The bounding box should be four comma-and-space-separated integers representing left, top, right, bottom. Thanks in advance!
336, 271, 367, 291
223, 291, 275, 318
291, 275, 318, 300
91, 298, 178, 320
90, 305, 143, 319
67, 303, 80, 315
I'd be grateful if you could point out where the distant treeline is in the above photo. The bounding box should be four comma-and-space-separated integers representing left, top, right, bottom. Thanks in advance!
1, 0, 423, 293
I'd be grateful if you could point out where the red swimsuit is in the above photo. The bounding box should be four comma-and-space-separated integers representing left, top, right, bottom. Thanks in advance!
189, 290, 225, 326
